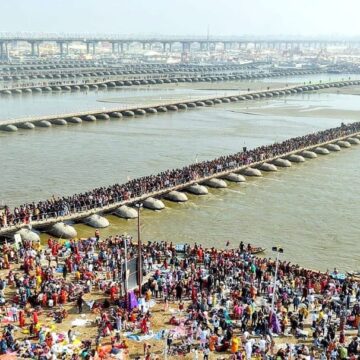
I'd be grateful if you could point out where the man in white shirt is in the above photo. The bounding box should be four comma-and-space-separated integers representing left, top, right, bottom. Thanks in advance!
212, 315, 220, 335
10, 305, 18, 322
311, 311, 318, 328
245, 339, 254, 360
258, 336, 267, 353
199, 328, 208, 349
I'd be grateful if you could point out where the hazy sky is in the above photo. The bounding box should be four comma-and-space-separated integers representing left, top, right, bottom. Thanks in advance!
1, 0, 359, 37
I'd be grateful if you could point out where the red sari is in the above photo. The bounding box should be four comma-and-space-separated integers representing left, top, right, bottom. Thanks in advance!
19, 310, 25, 327
33, 311, 38, 325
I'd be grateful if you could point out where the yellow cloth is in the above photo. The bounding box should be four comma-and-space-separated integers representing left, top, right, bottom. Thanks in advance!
231, 337, 239, 353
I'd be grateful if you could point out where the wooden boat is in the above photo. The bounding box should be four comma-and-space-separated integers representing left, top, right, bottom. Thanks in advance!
346, 271, 360, 277
250, 247, 266, 255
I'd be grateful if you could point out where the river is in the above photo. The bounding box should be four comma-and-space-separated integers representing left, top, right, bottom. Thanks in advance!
0, 75, 359, 271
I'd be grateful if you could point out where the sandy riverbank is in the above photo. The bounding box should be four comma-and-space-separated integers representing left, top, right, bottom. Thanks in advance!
237, 105, 360, 121
319, 87, 360, 96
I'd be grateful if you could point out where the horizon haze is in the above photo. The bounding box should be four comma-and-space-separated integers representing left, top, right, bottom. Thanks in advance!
0, 0, 359, 37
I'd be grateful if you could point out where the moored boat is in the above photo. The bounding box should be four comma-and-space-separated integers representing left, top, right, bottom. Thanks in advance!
250, 247, 266, 255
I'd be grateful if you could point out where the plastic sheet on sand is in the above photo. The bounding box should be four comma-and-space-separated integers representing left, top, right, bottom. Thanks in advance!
125, 330, 165, 342
71, 318, 91, 326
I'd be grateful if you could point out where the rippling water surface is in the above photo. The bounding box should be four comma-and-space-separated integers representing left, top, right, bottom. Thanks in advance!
0, 78, 359, 271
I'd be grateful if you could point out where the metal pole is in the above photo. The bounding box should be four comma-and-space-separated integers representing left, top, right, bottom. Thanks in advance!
137, 205, 142, 295
124, 236, 128, 307
270, 251, 280, 315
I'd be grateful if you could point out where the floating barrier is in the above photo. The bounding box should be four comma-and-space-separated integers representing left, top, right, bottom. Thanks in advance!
135, 109, 146, 116
272, 158, 292, 167
2, 124, 18, 132
221, 173, 246, 182
47, 222, 77, 239
68, 117, 82, 124
163, 191, 188, 202
18, 122, 35, 129
82, 214, 109, 228
313, 147, 330, 155
178, 104, 188, 110
52, 118, 67, 126
185, 184, 208, 195
114, 206, 138, 219
83, 115, 96, 122
347, 137, 360, 145
242, 168, 262, 177
110, 112, 123, 118
96, 113, 110, 120
301, 150, 317, 158
287, 154, 305, 163
167, 105, 178, 111
260, 163, 278, 171
326, 143, 341, 152
36, 120, 52, 128
202, 178, 228, 188
337, 140, 351, 148
16, 228, 40, 242
143, 197, 165, 210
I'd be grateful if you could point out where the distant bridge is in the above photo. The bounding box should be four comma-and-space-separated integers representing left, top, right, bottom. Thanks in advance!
0, 78, 357, 131
1, 33, 360, 57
